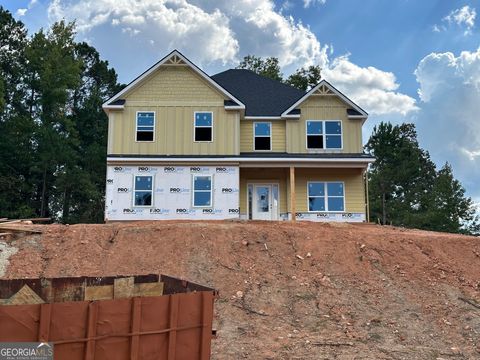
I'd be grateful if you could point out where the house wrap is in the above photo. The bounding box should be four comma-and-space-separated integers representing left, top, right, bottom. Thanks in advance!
103, 50, 374, 221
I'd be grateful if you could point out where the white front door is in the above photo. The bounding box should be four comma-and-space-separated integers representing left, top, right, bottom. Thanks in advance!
253, 185, 273, 220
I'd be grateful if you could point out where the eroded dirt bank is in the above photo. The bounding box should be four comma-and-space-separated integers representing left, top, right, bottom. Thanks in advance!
2, 221, 479, 359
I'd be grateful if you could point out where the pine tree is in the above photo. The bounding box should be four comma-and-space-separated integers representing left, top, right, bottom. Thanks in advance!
365, 122, 479, 234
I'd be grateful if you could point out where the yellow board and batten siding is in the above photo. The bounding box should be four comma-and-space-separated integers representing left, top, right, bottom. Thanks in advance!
239, 167, 365, 216
108, 66, 240, 156
286, 96, 363, 154
240, 120, 286, 152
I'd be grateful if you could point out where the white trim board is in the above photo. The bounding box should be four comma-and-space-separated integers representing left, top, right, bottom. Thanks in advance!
102, 50, 246, 111
107, 156, 374, 166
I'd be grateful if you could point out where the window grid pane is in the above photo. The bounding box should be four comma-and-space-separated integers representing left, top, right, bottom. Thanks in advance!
325, 121, 341, 134
254, 123, 271, 136
307, 121, 322, 135
195, 112, 212, 127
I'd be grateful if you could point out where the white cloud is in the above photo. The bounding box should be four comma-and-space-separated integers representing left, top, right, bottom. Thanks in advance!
16, 8, 28, 16
322, 55, 418, 115
303, 0, 327, 8
48, 0, 239, 64
15, 0, 38, 17
435, 5, 477, 35
47, 0, 329, 69
414, 48, 480, 199
47, 0, 414, 117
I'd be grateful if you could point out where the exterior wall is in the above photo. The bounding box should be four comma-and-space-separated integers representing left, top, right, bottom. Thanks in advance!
239, 167, 366, 222
105, 164, 239, 221
239, 168, 288, 218
286, 96, 363, 154
107, 66, 240, 156
240, 120, 286, 152
293, 167, 366, 222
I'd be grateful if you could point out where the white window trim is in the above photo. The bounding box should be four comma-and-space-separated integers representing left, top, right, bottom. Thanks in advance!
193, 111, 214, 143
253, 122, 272, 151
135, 111, 155, 143
192, 174, 213, 208
307, 181, 345, 213
133, 174, 154, 208
305, 120, 343, 150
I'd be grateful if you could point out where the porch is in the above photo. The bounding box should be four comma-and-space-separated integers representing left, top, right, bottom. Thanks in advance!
239, 166, 368, 222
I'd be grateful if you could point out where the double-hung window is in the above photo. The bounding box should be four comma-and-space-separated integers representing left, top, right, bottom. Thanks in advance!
136, 112, 155, 141
306, 120, 342, 149
134, 176, 153, 206
194, 112, 213, 142
193, 175, 212, 207
254, 122, 271, 151
308, 182, 345, 212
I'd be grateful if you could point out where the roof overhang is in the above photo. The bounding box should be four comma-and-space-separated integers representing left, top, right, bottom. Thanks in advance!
281, 80, 368, 121
102, 50, 246, 112
107, 156, 374, 168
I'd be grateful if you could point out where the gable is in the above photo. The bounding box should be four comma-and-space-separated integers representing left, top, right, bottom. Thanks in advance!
281, 80, 368, 120
103, 50, 245, 110
124, 65, 226, 105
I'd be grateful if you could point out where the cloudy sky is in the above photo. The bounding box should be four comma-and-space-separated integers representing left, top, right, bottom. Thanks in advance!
3, 0, 480, 204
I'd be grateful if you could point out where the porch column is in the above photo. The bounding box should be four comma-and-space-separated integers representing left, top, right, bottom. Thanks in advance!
289, 166, 296, 222
365, 170, 370, 223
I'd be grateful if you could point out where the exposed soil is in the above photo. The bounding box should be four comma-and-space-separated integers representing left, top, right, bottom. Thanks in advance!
1, 221, 480, 359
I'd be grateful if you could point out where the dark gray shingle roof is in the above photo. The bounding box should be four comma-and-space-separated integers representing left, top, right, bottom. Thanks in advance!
212, 69, 305, 116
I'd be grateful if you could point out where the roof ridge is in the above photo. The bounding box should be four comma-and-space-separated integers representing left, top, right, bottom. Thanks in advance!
213, 68, 305, 94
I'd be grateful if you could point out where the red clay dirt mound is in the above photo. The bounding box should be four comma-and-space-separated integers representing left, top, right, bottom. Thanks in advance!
1, 221, 479, 359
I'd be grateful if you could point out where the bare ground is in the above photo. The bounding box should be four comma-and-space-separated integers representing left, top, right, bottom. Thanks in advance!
1, 221, 479, 359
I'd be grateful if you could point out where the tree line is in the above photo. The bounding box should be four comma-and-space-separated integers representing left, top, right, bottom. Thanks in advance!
1, 7, 478, 234
0, 8, 121, 223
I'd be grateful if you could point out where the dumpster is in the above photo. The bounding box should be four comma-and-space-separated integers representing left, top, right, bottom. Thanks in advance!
0, 274, 217, 360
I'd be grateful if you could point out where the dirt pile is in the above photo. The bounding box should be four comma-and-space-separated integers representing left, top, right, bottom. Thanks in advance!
1, 221, 479, 359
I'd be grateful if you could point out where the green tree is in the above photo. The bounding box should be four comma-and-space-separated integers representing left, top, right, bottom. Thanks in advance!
365, 121, 479, 234
365, 122, 436, 226
237, 55, 283, 81
285, 65, 321, 90
24, 21, 82, 218
427, 163, 479, 234
0, 7, 36, 218
53, 42, 121, 223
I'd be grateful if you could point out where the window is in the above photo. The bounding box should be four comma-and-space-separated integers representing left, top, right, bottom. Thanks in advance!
254, 122, 271, 151
306, 121, 323, 149
136, 112, 155, 141
306, 120, 342, 149
194, 112, 213, 142
193, 175, 212, 207
134, 176, 153, 206
308, 182, 344, 212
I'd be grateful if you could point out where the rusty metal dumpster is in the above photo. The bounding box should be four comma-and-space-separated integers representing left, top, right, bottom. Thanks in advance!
0, 274, 217, 360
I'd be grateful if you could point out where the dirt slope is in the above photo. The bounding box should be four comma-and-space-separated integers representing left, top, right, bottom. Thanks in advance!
2, 221, 480, 359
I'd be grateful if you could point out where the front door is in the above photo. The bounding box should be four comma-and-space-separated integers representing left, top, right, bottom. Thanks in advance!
253, 185, 273, 220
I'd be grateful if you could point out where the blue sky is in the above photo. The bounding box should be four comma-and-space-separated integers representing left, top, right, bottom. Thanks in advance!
2, 0, 480, 205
